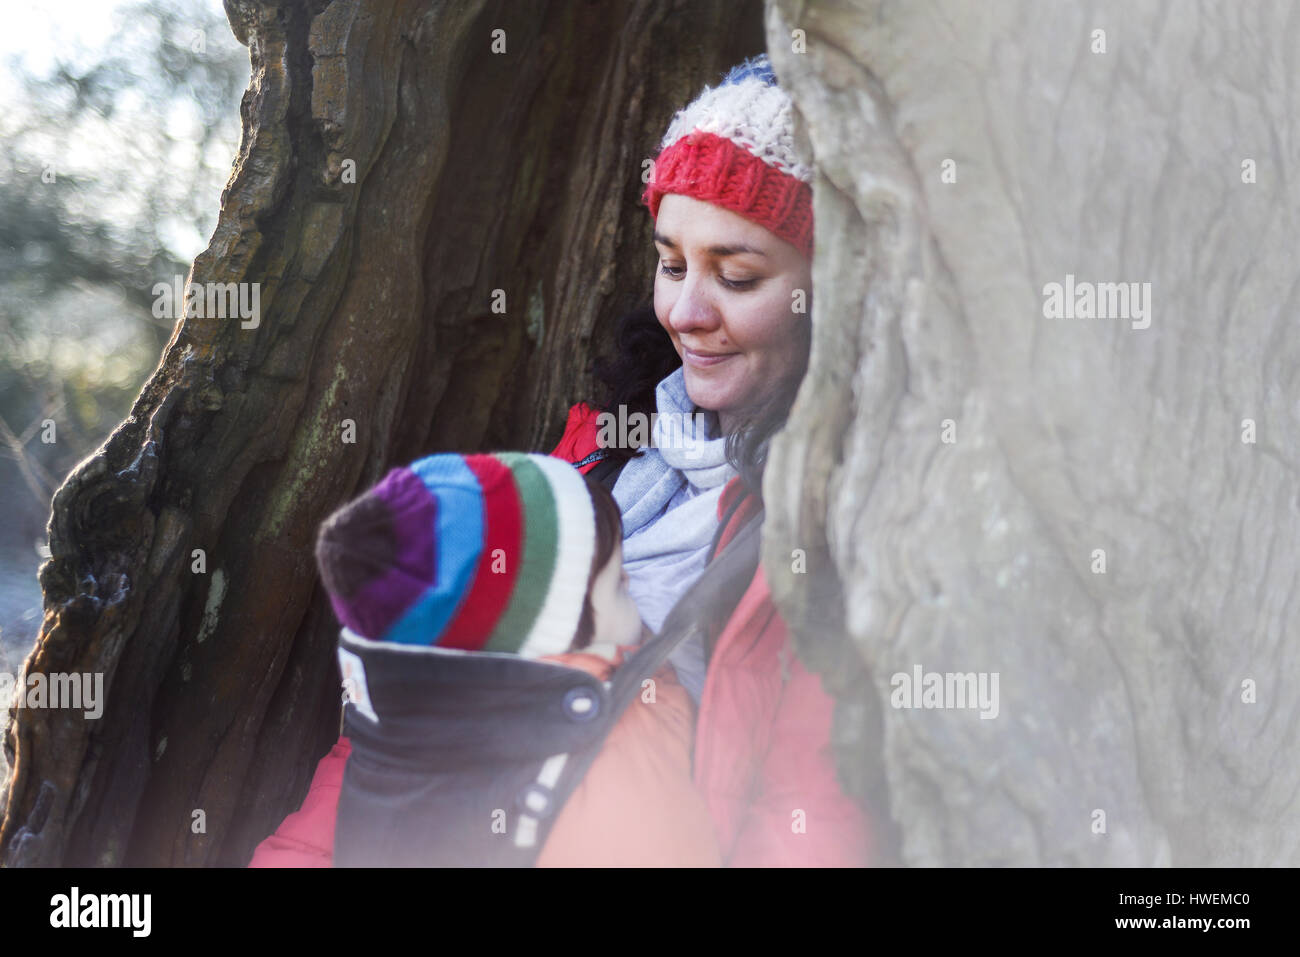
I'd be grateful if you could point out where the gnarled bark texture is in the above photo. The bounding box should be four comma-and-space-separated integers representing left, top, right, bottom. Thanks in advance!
0, 0, 763, 866
764, 1, 1299, 864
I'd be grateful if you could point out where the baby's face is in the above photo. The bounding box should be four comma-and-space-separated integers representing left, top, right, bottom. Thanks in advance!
588, 540, 644, 649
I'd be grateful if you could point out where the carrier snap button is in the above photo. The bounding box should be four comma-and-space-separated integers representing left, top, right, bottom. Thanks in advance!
516, 784, 553, 818
563, 687, 600, 721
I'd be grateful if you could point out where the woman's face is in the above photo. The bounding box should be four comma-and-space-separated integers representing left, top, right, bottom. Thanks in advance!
653, 193, 811, 432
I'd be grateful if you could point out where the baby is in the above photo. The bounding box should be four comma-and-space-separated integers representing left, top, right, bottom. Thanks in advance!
314, 451, 645, 664
250, 451, 719, 867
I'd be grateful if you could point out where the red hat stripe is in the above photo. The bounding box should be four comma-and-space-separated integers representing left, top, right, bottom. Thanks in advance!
642, 132, 813, 260
437, 454, 522, 649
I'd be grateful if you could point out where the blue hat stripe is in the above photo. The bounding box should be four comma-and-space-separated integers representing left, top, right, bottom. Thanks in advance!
383, 455, 484, 645
722, 53, 775, 87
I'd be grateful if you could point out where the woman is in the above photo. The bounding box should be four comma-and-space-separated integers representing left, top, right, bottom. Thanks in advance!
552, 53, 871, 865
250, 53, 872, 867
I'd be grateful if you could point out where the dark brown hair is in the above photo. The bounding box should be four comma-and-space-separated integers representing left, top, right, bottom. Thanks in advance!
570, 473, 625, 650
589, 304, 682, 464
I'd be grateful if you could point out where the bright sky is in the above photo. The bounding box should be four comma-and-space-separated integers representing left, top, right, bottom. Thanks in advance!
0, 1, 123, 73
0, 0, 228, 86
0, 0, 232, 99
0, 0, 242, 260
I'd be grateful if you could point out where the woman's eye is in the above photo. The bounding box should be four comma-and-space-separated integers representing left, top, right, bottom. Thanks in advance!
659, 262, 758, 290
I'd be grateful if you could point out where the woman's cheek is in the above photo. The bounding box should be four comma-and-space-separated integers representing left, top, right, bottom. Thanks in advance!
762, 288, 805, 372
654, 281, 676, 329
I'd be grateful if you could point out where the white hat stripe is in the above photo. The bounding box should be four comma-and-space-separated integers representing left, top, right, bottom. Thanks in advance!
518, 455, 598, 659
661, 76, 813, 183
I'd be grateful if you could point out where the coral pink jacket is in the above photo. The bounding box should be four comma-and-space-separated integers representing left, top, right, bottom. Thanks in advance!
248, 402, 871, 867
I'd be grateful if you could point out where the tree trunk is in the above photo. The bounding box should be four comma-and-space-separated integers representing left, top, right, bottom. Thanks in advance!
763, 1, 1299, 864
0, 0, 763, 867
6, 0, 1296, 869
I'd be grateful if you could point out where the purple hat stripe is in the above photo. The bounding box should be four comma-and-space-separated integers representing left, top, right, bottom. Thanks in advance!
382, 454, 484, 645
324, 467, 438, 640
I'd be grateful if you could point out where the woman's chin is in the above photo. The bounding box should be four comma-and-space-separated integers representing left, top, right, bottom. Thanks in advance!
681, 369, 738, 414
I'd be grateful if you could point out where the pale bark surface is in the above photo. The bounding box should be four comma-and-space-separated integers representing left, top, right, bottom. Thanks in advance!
764, 1, 1299, 864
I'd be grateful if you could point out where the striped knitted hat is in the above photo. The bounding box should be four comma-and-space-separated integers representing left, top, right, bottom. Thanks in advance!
315, 452, 596, 659
642, 53, 814, 259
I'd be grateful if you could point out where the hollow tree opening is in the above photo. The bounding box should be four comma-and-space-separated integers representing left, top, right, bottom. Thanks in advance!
0, 0, 765, 868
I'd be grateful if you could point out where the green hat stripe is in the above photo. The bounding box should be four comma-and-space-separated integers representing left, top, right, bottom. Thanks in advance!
484, 454, 558, 652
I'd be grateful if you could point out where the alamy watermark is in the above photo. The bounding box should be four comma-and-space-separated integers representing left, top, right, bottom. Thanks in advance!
152, 274, 261, 329
890, 664, 999, 719
595, 405, 710, 460
0, 670, 104, 719
50, 887, 150, 937
1043, 273, 1151, 330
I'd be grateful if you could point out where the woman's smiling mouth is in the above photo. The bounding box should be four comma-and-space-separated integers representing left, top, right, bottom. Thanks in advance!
681, 346, 739, 367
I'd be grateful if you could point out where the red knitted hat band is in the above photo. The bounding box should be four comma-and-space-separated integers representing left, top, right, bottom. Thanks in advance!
642, 131, 814, 260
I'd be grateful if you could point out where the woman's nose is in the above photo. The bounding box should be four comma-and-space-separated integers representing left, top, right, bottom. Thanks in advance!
665, 273, 721, 335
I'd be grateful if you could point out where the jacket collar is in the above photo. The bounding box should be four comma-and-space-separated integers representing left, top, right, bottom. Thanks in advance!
336, 627, 616, 767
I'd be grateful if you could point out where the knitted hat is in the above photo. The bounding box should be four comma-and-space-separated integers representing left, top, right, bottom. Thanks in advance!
315, 452, 596, 659
642, 53, 814, 260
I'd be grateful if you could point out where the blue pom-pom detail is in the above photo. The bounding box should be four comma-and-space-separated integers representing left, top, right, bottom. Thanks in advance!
720, 52, 776, 87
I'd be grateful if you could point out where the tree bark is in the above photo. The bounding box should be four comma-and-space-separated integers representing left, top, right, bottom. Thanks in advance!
7, 0, 1296, 869
763, 0, 1299, 864
0, 0, 763, 867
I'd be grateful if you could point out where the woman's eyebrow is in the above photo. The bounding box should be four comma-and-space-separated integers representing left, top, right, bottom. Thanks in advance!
653, 230, 768, 258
